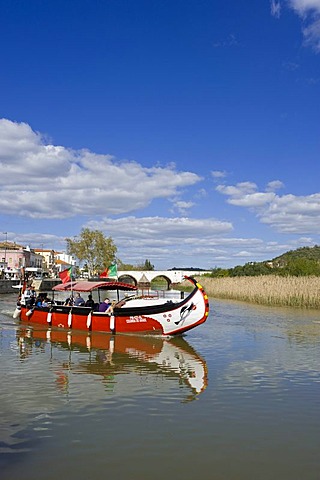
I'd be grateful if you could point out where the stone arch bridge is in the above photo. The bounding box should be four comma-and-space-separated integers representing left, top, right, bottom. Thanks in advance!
117, 270, 209, 289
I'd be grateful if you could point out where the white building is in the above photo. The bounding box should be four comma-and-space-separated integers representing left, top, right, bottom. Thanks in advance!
55, 252, 77, 272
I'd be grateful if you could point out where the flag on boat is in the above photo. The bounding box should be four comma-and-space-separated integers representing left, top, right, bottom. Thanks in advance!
59, 266, 72, 284
100, 263, 118, 278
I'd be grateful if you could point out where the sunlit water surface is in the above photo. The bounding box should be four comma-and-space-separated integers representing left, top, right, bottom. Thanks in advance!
1, 293, 320, 480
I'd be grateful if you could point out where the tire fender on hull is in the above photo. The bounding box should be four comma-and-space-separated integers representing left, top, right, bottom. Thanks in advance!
13, 306, 21, 319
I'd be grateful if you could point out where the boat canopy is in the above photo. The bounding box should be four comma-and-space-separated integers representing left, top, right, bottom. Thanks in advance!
52, 281, 137, 292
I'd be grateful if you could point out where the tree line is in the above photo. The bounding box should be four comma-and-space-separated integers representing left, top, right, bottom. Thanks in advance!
207, 257, 320, 278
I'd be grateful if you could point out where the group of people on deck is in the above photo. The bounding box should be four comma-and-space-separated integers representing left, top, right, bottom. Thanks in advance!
21, 287, 118, 314
64, 293, 117, 314
22, 288, 53, 308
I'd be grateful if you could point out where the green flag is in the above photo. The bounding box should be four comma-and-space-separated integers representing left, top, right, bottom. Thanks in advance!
107, 263, 118, 278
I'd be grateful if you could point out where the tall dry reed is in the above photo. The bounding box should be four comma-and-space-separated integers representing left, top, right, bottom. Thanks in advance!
194, 275, 320, 309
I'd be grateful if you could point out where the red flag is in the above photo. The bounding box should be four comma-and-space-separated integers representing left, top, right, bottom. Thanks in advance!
99, 264, 117, 278
59, 267, 72, 284
99, 268, 108, 278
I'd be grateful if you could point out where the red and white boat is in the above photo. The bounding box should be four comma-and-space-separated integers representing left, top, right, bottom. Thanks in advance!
15, 276, 209, 336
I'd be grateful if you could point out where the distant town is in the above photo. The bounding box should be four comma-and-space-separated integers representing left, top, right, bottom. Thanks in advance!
0, 242, 76, 280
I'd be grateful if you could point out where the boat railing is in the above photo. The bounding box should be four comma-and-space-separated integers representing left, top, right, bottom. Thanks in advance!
137, 289, 184, 300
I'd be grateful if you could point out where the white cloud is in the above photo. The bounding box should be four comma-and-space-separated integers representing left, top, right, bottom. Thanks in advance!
228, 192, 276, 208
212, 34, 240, 48
211, 170, 228, 179
266, 180, 284, 192
286, 0, 320, 52
233, 250, 252, 257
271, 0, 281, 18
216, 182, 275, 207
86, 216, 233, 241
194, 188, 208, 199
260, 193, 320, 232
93, 217, 301, 268
171, 200, 195, 215
0, 119, 201, 219
302, 17, 320, 50
216, 181, 320, 234
289, 0, 320, 15
216, 181, 257, 196
83, 216, 235, 267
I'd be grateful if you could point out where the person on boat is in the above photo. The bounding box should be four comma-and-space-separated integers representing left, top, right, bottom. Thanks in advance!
74, 293, 85, 306
20, 291, 27, 306
105, 300, 117, 315
64, 296, 74, 306
25, 288, 36, 307
30, 287, 36, 303
22, 287, 35, 306
41, 297, 49, 307
98, 297, 111, 312
35, 294, 44, 307
85, 294, 95, 309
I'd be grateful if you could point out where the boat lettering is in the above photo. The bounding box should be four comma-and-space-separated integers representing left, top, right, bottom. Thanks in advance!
126, 316, 147, 323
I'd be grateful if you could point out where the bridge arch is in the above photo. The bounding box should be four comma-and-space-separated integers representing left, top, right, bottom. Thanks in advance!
149, 274, 172, 289
117, 273, 138, 287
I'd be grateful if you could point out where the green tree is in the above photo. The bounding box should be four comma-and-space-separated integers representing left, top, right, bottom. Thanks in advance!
117, 259, 155, 271
117, 260, 136, 271
141, 259, 154, 270
207, 267, 229, 277
281, 258, 320, 277
66, 228, 117, 277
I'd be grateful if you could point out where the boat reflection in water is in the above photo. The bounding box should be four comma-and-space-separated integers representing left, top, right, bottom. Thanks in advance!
17, 326, 208, 401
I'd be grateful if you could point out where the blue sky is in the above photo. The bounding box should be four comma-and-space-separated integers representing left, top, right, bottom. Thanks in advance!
0, 0, 320, 269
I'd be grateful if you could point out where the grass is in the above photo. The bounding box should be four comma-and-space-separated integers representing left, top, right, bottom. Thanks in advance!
190, 275, 320, 309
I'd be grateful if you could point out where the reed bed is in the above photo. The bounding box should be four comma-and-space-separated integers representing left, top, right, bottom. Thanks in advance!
193, 275, 320, 309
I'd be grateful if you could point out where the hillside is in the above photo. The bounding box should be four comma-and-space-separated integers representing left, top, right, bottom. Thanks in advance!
209, 245, 320, 277
271, 245, 320, 266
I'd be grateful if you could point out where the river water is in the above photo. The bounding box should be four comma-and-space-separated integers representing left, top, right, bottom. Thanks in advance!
1, 293, 319, 480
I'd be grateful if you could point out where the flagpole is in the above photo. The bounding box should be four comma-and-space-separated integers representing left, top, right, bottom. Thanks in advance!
70, 266, 73, 303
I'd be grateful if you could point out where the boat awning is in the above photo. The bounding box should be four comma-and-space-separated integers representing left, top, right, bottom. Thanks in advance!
52, 281, 137, 292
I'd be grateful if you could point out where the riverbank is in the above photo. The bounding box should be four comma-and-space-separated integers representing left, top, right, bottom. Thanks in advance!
0, 278, 61, 294
193, 275, 320, 309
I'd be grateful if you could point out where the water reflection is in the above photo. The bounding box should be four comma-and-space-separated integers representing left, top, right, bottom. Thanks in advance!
17, 326, 208, 400
286, 321, 320, 345
209, 300, 320, 393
